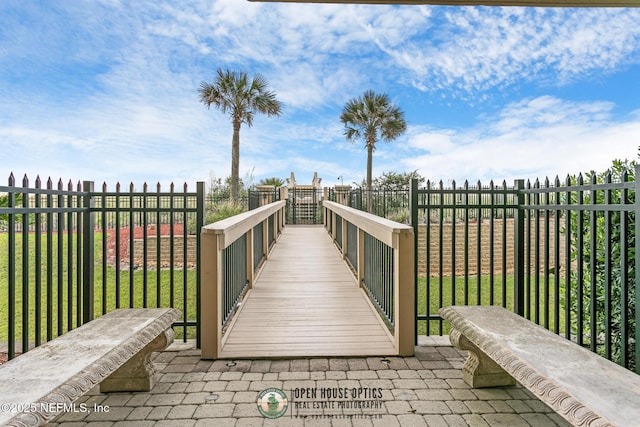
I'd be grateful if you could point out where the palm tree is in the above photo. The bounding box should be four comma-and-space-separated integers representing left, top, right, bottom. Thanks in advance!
259, 177, 285, 187
199, 69, 283, 202
340, 90, 407, 212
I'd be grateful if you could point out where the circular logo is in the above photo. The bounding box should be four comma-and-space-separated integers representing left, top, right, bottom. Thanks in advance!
257, 388, 289, 419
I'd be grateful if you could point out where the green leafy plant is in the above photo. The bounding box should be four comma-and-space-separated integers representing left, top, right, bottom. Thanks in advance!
258, 177, 284, 187
565, 159, 636, 370
187, 200, 246, 234
206, 201, 245, 223
0, 193, 27, 231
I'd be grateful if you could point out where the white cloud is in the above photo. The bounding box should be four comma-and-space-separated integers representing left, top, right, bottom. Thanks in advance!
379, 7, 640, 94
2, 1, 640, 191
408, 131, 457, 154
402, 97, 640, 184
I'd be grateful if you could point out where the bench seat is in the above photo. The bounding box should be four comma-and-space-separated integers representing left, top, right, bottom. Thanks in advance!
440, 305, 640, 427
0, 308, 180, 427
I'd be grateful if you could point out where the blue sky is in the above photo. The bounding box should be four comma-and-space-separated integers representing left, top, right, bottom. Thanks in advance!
1, 1, 640, 189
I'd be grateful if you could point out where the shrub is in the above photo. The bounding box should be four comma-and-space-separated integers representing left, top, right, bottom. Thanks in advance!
187, 201, 246, 234
566, 159, 636, 370
206, 201, 246, 223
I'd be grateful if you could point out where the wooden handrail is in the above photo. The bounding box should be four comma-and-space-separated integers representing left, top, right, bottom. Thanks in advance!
323, 200, 415, 356
202, 200, 286, 248
323, 201, 412, 246
200, 200, 286, 359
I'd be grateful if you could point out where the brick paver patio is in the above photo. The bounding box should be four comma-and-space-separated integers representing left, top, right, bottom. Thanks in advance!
49, 338, 570, 426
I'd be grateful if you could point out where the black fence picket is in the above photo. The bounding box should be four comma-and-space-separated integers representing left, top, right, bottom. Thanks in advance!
0, 174, 204, 360
409, 166, 640, 373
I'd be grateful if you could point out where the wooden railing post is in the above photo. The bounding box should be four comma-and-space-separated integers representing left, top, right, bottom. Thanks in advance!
323, 201, 415, 357
201, 230, 222, 359
395, 230, 415, 356
200, 200, 285, 359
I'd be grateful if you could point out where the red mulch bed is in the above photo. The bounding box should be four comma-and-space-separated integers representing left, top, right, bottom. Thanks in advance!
105, 224, 185, 267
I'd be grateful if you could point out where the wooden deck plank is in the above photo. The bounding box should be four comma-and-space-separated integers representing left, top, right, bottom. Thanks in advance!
218, 225, 396, 358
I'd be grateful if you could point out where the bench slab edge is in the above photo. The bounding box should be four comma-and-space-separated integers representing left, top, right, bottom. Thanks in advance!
5, 308, 181, 427
439, 306, 612, 427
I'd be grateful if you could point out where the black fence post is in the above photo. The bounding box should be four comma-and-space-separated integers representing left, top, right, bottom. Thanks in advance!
410, 178, 419, 344
7, 174, 16, 360
196, 181, 205, 349
514, 179, 525, 316
635, 165, 640, 374
82, 181, 95, 324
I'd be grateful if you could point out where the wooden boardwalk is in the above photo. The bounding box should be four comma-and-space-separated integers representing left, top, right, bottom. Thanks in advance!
218, 225, 396, 358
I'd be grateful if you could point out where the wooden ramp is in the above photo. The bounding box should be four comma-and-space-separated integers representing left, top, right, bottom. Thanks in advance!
218, 225, 396, 358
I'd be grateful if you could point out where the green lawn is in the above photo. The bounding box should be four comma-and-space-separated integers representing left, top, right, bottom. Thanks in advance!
0, 232, 197, 345
416, 274, 568, 336
1, 230, 570, 347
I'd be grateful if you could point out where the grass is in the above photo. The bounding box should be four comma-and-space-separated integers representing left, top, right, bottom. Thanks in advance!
417, 274, 568, 336
0, 232, 197, 346
1, 230, 570, 347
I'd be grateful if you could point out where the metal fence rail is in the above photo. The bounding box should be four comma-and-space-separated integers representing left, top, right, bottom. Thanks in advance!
518, 172, 638, 370
222, 234, 248, 326
345, 222, 358, 273
409, 166, 640, 373
0, 175, 88, 359
363, 233, 394, 327
329, 188, 410, 219
323, 200, 415, 355
287, 188, 323, 224
200, 200, 286, 358
91, 181, 204, 343
268, 214, 276, 248
0, 174, 204, 360
413, 179, 519, 336
253, 222, 264, 273
335, 214, 343, 250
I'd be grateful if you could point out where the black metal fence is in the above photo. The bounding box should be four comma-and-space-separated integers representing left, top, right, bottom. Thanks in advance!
0, 174, 204, 360
222, 234, 248, 326
335, 214, 343, 250
363, 233, 394, 328
287, 188, 323, 224
410, 167, 639, 373
253, 222, 264, 272
345, 222, 358, 273
325, 206, 397, 331
248, 188, 281, 211
328, 188, 409, 220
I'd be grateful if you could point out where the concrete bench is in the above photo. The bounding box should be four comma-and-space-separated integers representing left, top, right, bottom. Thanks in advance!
0, 308, 180, 427
440, 305, 640, 427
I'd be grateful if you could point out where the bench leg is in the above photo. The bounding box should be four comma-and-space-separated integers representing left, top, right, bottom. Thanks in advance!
100, 328, 175, 393
449, 328, 515, 388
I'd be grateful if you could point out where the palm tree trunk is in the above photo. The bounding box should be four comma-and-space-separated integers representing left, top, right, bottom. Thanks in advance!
231, 120, 241, 203
366, 144, 373, 213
